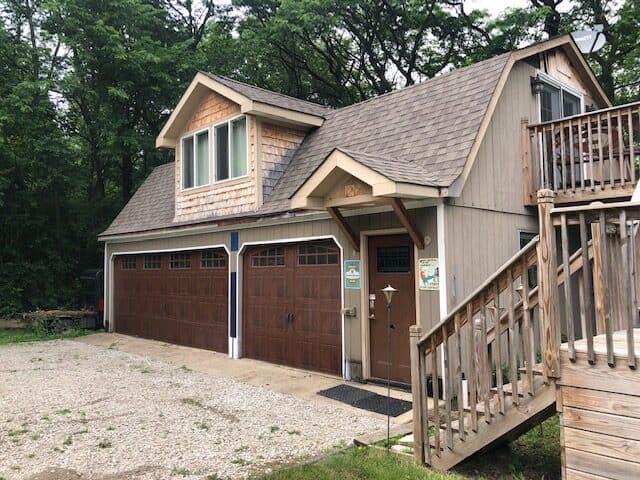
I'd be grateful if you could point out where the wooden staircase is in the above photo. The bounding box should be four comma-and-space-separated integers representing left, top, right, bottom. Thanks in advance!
408, 191, 640, 471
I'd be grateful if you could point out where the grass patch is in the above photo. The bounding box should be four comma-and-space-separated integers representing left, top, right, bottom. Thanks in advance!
0, 328, 95, 346
97, 439, 112, 449
181, 398, 204, 408
256, 416, 561, 480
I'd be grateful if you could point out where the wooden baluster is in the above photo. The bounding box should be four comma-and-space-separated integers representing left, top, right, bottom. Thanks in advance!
598, 113, 605, 189
409, 325, 428, 465
578, 117, 585, 191
537, 190, 561, 378
519, 256, 534, 395
454, 314, 465, 441
442, 325, 453, 449
599, 210, 615, 366
560, 122, 567, 193
588, 116, 595, 191
569, 120, 576, 192
560, 213, 576, 361
466, 302, 478, 432
629, 109, 636, 185
607, 112, 614, 188
551, 125, 558, 191
619, 211, 637, 369
579, 213, 595, 364
480, 297, 491, 423
506, 268, 518, 405
491, 282, 504, 415
618, 111, 626, 186
430, 337, 441, 456
592, 222, 606, 335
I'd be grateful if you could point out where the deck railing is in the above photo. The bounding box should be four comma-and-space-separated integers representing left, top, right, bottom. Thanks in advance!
524, 102, 640, 205
551, 199, 640, 368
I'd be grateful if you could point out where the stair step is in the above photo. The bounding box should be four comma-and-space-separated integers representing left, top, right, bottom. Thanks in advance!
490, 382, 526, 397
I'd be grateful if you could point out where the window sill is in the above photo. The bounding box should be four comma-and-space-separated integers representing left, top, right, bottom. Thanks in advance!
211, 175, 251, 188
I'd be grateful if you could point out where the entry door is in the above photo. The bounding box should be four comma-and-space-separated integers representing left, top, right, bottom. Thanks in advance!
368, 234, 416, 384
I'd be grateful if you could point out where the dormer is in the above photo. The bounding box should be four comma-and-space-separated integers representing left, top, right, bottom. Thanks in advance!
155, 73, 328, 222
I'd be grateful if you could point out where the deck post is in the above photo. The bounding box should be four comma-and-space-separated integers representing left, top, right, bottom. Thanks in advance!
521, 118, 533, 205
409, 325, 425, 465
537, 189, 561, 378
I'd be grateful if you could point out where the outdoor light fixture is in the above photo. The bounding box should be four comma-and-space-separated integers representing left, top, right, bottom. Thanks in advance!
382, 285, 397, 307
530, 75, 544, 95
381, 284, 397, 452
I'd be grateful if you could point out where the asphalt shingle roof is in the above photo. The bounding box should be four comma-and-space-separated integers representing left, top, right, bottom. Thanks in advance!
101, 52, 510, 237
203, 73, 331, 118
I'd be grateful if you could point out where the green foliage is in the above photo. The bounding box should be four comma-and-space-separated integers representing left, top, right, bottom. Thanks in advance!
0, 327, 94, 345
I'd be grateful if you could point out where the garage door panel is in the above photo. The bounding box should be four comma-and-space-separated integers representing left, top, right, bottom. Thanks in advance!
243, 242, 341, 375
114, 249, 228, 353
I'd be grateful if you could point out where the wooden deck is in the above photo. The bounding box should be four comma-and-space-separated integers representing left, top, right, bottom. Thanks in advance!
557, 329, 640, 480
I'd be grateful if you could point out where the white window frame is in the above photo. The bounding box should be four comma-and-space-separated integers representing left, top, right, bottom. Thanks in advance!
180, 126, 212, 191
213, 114, 249, 184
536, 71, 585, 122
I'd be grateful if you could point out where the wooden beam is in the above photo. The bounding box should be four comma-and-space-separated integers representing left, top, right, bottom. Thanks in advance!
389, 198, 425, 249
327, 207, 360, 252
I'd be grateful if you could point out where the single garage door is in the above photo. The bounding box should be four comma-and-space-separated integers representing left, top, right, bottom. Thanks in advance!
243, 241, 342, 375
113, 249, 228, 353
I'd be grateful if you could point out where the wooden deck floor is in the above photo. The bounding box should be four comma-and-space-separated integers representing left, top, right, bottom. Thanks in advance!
561, 328, 640, 359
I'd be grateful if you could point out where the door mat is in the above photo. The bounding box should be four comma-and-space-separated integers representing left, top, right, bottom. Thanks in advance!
318, 384, 412, 417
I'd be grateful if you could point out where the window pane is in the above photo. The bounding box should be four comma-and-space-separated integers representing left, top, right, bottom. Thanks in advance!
562, 91, 581, 117
540, 83, 561, 122
231, 117, 247, 178
215, 123, 229, 181
377, 246, 410, 273
196, 131, 209, 186
182, 136, 194, 188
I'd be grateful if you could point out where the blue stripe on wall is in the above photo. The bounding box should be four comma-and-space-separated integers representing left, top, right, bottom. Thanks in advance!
230, 271, 237, 338
230, 231, 239, 252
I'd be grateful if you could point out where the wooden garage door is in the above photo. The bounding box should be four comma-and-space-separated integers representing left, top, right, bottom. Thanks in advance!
243, 241, 342, 375
113, 249, 228, 353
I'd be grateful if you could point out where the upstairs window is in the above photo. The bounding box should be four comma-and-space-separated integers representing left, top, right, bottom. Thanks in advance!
182, 129, 209, 189
538, 76, 583, 122
215, 116, 247, 181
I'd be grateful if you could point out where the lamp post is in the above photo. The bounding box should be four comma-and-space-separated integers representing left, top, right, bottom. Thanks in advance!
381, 284, 397, 452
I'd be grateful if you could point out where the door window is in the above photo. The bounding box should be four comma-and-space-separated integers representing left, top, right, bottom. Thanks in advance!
377, 246, 410, 273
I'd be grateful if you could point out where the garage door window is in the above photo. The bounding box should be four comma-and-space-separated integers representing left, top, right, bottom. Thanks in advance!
201, 250, 226, 269
143, 254, 162, 270
298, 244, 339, 265
121, 256, 137, 270
170, 253, 191, 269
251, 246, 285, 267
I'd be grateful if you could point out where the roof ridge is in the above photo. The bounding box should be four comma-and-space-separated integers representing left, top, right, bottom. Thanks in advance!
204, 73, 332, 111
329, 51, 512, 116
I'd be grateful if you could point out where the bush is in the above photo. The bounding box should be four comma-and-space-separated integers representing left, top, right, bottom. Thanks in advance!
29, 311, 80, 335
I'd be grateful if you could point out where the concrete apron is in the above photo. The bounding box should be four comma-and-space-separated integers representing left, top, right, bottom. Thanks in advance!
76, 333, 415, 426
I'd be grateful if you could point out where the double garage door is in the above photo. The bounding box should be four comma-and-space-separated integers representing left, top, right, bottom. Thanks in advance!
113, 241, 342, 375
243, 241, 342, 375
113, 249, 228, 353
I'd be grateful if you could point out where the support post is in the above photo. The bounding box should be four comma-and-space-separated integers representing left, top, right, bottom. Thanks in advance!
537, 189, 561, 378
521, 118, 533, 205
409, 325, 426, 465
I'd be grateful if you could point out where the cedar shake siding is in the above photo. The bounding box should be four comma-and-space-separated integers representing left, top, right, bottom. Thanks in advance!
260, 123, 306, 201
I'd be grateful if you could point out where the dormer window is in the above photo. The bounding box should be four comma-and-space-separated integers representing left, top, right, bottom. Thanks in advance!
215, 116, 247, 181
182, 129, 209, 189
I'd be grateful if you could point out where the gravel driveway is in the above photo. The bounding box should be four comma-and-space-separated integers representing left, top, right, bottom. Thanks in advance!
0, 340, 384, 480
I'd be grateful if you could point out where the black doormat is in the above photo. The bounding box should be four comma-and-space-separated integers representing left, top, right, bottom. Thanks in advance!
318, 384, 412, 417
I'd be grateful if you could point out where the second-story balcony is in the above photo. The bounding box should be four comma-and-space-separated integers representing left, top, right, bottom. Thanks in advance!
524, 101, 640, 205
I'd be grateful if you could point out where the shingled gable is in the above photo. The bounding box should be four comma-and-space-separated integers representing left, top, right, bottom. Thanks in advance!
101, 35, 609, 238
155, 72, 329, 148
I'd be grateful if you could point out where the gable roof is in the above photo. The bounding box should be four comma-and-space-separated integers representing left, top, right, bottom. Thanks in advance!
203, 73, 331, 118
102, 35, 612, 238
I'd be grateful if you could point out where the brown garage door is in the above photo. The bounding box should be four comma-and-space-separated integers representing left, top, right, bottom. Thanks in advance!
243, 241, 342, 375
113, 249, 228, 353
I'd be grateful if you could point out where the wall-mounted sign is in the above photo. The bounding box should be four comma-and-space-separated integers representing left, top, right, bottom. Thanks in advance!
418, 258, 440, 291
344, 260, 361, 289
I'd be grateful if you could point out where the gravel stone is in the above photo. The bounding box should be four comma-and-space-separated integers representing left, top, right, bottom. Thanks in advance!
0, 340, 385, 479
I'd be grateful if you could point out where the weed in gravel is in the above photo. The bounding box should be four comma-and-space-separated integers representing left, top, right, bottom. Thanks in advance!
205, 475, 221, 480
97, 440, 112, 449
8, 429, 29, 437
106, 426, 115, 431
56, 409, 71, 415
213, 439, 222, 445
74, 429, 88, 435
108, 342, 118, 349
287, 430, 301, 436
30, 433, 40, 441
179, 364, 192, 372
196, 422, 209, 430
269, 426, 280, 433
26, 453, 35, 459
181, 397, 204, 408
140, 368, 151, 374
40, 415, 50, 421
63, 436, 73, 446
52, 447, 63, 453
234, 445, 249, 453
231, 458, 251, 466
171, 467, 191, 476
